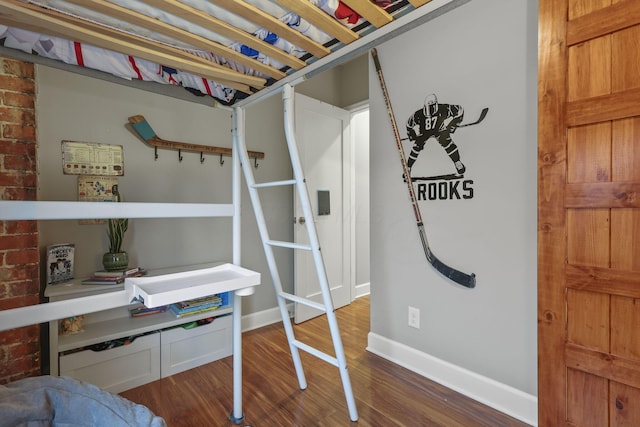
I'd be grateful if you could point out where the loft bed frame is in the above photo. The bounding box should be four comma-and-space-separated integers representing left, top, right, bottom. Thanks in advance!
0, 0, 467, 107
0, 0, 469, 423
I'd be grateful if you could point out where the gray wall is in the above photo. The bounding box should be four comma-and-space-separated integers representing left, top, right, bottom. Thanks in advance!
369, 0, 537, 395
36, 56, 367, 316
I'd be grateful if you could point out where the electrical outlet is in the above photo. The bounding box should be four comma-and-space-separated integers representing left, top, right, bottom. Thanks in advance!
408, 306, 420, 329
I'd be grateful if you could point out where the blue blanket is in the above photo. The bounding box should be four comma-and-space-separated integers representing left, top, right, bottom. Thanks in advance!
0, 376, 166, 427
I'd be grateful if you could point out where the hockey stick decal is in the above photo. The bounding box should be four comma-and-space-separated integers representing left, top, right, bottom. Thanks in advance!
371, 48, 476, 289
458, 107, 489, 128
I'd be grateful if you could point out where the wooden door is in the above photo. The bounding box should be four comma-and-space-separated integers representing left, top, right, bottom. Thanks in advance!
539, 1, 640, 425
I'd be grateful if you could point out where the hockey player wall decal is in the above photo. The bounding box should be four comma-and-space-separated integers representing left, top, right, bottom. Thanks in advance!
403, 93, 488, 182
372, 48, 476, 288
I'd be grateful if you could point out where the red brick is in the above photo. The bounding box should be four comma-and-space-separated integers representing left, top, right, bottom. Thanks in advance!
0, 76, 34, 94
9, 341, 39, 359
0, 107, 35, 125
0, 140, 36, 155
0, 354, 40, 379
0, 264, 38, 282
0, 295, 39, 310
4, 221, 38, 235
0, 234, 38, 250
6, 248, 39, 266
2, 123, 35, 140
3, 92, 34, 109
0, 326, 39, 346
2, 187, 38, 201
2, 280, 40, 297
4, 154, 36, 171
0, 171, 37, 187
0, 59, 34, 79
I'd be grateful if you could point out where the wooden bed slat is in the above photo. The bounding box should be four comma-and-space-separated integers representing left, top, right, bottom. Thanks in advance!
408, 0, 434, 8
29, 3, 251, 93
340, 0, 393, 28
0, 0, 266, 89
61, 0, 286, 81
272, 0, 359, 45
208, 0, 331, 59
137, 0, 305, 71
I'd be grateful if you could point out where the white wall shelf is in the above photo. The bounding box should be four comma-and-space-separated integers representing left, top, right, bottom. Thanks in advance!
126, 263, 259, 308
57, 306, 233, 353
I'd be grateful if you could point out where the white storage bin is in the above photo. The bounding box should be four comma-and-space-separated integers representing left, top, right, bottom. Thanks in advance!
161, 314, 232, 377
59, 332, 160, 393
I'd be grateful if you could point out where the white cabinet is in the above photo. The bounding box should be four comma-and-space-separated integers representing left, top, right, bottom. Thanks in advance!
46, 264, 234, 393
59, 332, 161, 393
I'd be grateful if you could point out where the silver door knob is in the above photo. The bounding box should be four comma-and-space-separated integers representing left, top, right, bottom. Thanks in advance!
298, 217, 305, 224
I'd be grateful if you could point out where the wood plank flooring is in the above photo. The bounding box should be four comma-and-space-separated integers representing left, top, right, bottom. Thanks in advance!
120, 297, 529, 426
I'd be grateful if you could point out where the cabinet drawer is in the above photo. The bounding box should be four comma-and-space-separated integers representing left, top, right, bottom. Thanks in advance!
161, 314, 232, 377
59, 332, 160, 394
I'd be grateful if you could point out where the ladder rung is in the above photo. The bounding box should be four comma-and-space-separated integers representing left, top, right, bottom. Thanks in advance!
251, 179, 297, 188
278, 292, 327, 312
266, 240, 312, 250
292, 339, 339, 367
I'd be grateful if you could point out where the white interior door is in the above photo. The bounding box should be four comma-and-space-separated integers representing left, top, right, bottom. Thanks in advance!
294, 93, 351, 323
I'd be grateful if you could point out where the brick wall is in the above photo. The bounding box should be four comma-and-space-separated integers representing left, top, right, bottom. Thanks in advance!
0, 56, 40, 384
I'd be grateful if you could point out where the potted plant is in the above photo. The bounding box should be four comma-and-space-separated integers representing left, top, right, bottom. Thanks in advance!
102, 185, 130, 271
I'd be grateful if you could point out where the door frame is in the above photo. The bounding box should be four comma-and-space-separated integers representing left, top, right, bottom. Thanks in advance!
346, 101, 370, 300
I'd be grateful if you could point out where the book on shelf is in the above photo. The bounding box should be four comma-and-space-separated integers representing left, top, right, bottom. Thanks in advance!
93, 266, 146, 278
46, 243, 75, 285
81, 266, 147, 286
81, 276, 125, 286
169, 303, 221, 318
169, 294, 224, 318
129, 305, 167, 318
172, 294, 222, 310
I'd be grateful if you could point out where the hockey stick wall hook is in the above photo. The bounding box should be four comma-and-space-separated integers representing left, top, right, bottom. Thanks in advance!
127, 115, 265, 165
371, 48, 476, 289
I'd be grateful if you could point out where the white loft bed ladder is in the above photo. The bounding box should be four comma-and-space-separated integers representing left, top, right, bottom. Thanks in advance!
233, 84, 358, 422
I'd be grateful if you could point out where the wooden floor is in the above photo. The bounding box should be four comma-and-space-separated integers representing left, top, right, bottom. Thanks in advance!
121, 297, 529, 426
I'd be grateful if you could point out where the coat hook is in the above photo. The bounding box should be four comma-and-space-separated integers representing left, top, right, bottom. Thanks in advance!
254, 156, 259, 168
200, 152, 205, 163
154, 146, 158, 160
178, 149, 183, 162
219, 154, 225, 166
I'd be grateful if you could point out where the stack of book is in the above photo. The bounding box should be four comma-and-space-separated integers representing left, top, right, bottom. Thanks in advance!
169, 294, 224, 318
81, 266, 146, 286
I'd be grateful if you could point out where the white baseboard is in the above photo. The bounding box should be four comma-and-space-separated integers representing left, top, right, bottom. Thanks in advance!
367, 332, 538, 426
355, 282, 370, 298
241, 303, 292, 332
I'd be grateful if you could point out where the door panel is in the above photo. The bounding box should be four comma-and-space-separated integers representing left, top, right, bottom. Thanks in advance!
539, 1, 640, 425
293, 93, 351, 323
567, 368, 608, 427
